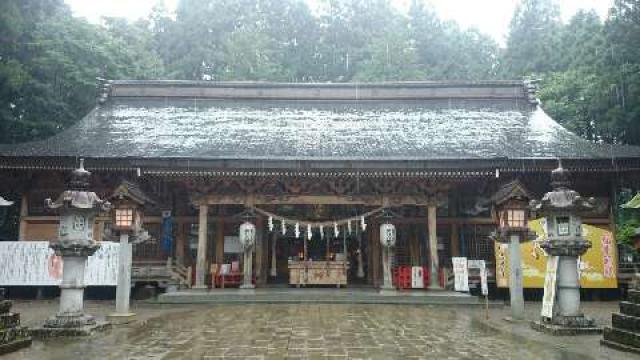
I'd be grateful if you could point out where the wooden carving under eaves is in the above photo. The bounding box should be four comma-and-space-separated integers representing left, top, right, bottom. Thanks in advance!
186, 176, 451, 198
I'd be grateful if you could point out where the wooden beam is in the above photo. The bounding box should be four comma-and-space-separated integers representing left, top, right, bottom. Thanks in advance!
18, 194, 28, 241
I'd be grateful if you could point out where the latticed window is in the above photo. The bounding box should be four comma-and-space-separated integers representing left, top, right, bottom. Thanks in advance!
507, 209, 526, 228
115, 208, 133, 228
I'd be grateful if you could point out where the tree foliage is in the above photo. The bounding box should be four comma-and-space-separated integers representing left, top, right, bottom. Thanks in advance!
0, 0, 639, 148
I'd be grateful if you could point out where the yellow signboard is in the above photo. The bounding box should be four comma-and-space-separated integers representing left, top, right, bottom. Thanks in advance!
495, 219, 617, 289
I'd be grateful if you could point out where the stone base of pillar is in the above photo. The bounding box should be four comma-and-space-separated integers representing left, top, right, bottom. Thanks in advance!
531, 316, 602, 336
191, 285, 209, 291
378, 287, 398, 296
107, 312, 136, 325
238, 287, 256, 295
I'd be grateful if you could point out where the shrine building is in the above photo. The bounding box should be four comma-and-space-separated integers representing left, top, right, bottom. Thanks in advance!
1, 80, 638, 291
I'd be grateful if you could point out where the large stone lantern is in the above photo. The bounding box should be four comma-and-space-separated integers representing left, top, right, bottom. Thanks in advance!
490, 180, 535, 320
530, 162, 601, 334
239, 219, 256, 290
42, 159, 111, 334
379, 220, 396, 293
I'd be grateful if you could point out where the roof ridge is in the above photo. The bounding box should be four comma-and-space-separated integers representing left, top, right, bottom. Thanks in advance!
104, 79, 534, 102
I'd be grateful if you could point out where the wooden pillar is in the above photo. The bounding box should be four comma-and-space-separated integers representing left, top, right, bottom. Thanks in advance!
215, 218, 224, 266
270, 232, 278, 278
255, 216, 264, 286
450, 223, 460, 257
194, 204, 208, 289
18, 195, 28, 241
428, 205, 442, 289
175, 221, 186, 266
372, 220, 381, 287
366, 227, 373, 285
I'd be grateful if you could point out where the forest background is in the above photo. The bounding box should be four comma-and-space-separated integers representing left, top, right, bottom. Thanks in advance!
0, 0, 638, 148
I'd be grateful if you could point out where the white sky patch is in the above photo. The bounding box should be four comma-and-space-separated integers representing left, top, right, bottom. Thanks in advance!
64, 0, 612, 44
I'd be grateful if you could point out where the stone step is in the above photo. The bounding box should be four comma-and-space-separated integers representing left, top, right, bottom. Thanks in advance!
603, 327, 640, 349
0, 327, 29, 344
601, 339, 640, 355
0, 313, 20, 329
612, 313, 640, 333
0, 338, 32, 356
621, 301, 640, 318
629, 290, 640, 305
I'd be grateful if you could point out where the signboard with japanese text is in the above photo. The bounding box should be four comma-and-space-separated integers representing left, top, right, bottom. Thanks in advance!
452, 257, 469, 292
495, 220, 617, 289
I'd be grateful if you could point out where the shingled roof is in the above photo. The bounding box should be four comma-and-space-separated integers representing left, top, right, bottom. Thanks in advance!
1, 80, 639, 167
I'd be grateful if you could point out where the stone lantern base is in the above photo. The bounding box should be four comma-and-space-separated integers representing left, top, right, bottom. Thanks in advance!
31, 312, 111, 338
531, 316, 602, 336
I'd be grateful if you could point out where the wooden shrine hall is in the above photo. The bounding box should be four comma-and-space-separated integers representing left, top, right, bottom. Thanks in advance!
1, 80, 640, 291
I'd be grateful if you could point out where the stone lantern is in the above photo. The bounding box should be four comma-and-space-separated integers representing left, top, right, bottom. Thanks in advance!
41, 159, 111, 335
107, 180, 153, 324
490, 180, 535, 320
530, 162, 601, 334
239, 220, 256, 290
379, 221, 397, 293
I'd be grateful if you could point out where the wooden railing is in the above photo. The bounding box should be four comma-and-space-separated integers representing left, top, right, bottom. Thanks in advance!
132, 258, 191, 289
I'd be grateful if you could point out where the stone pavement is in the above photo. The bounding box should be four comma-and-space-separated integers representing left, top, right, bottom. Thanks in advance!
4, 300, 637, 359
474, 301, 635, 360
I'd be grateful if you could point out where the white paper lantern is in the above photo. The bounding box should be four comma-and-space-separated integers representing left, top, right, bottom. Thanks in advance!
239, 221, 256, 248
379, 223, 396, 247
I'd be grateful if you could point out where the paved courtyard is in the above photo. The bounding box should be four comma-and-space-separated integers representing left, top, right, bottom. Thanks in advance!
5, 301, 636, 359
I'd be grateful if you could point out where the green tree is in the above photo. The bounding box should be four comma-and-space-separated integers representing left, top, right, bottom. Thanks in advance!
501, 0, 562, 77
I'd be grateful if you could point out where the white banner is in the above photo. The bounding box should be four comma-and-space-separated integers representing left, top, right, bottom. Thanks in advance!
541, 256, 559, 319
452, 257, 469, 292
0, 241, 119, 286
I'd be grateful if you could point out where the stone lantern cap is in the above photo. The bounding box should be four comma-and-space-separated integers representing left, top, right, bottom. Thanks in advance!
109, 180, 155, 207
491, 179, 534, 206
529, 162, 595, 214
45, 159, 111, 212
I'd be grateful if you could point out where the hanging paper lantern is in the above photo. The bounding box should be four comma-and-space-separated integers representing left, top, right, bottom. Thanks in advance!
379, 222, 396, 247
320, 225, 324, 239
307, 224, 312, 240
334, 222, 339, 238
239, 221, 256, 249
348, 220, 352, 235
295, 222, 300, 238
361, 216, 367, 231
268, 216, 274, 232
281, 219, 287, 235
